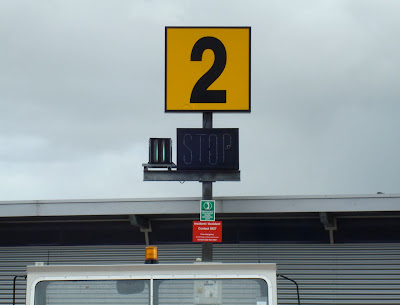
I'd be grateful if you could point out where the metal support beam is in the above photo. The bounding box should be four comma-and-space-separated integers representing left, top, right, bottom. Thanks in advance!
319, 212, 337, 229
129, 215, 152, 246
129, 215, 150, 229
319, 212, 337, 244
141, 228, 151, 246
144, 170, 240, 182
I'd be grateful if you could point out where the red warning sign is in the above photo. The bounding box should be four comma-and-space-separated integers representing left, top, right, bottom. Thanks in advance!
193, 221, 222, 243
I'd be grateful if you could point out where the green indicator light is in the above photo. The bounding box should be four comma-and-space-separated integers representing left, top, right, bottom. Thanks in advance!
162, 140, 166, 162
155, 139, 158, 163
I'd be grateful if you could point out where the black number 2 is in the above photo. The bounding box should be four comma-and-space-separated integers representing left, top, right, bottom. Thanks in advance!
190, 37, 227, 103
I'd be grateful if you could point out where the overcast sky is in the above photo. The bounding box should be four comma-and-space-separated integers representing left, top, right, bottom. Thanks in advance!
1, 0, 400, 201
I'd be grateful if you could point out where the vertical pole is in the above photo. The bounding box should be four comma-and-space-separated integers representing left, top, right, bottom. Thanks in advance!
13, 276, 17, 305
203, 112, 213, 129
202, 112, 213, 262
202, 181, 213, 261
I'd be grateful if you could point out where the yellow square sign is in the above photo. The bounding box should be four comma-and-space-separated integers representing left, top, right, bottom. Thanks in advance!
165, 27, 251, 112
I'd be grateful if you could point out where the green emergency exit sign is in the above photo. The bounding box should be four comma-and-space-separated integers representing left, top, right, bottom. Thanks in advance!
200, 200, 215, 221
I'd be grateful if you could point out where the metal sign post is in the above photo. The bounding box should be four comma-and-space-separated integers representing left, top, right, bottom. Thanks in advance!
202, 112, 213, 262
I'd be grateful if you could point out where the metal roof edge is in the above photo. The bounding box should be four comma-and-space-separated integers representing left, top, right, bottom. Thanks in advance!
1, 193, 399, 205
1, 194, 400, 218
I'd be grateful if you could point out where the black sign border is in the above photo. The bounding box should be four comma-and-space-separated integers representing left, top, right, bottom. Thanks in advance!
165, 26, 251, 113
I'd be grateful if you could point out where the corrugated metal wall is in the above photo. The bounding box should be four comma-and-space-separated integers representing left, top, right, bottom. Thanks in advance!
1, 243, 400, 305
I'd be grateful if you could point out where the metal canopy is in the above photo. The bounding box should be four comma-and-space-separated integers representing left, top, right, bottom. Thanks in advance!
1, 194, 400, 218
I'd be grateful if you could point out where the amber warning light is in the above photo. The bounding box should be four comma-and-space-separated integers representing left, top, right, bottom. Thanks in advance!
145, 246, 159, 264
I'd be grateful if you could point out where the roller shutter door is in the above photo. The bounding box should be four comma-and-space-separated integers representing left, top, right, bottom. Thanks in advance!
1, 243, 399, 305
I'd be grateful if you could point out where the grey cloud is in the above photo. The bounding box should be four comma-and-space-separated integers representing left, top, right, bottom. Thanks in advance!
1, 0, 400, 200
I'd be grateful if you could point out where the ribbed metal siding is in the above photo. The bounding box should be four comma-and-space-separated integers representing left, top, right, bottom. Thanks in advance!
1, 243, 400, 305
